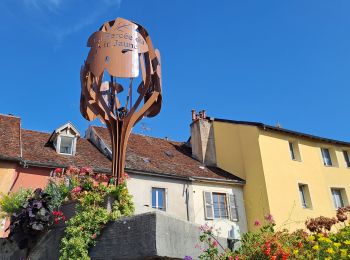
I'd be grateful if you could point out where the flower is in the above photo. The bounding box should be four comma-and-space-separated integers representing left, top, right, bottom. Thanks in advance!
270, 256, 276, 260
293, 249, 299, 255
80, 166, 92, 175
344, 240, 350, 245
183, 256, 192, 260
254, 219, 261, 226
312, 244, 319, 250
80, 227, 84, 231
308, 235, 315, 241
54, 218, 59, 223
92, 233, 97, 239
71, 186, 82, 193
334, 242, 341, 248
326, 248, 334, 254
265, 214, 275, 223
54, 168, 62, 174
298, 242, 303, 248
212, 241, 218, 247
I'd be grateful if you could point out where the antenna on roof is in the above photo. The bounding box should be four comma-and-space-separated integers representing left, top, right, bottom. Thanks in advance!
275, 122, 282, 128
140, 123, 151, 136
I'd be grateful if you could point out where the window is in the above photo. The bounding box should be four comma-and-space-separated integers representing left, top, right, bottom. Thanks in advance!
331, 188, 345, 209
59, 136, 74, 155
321, 148, 332, 166
203, 191, 239, 221
213, 193, 228, 219
288, 141, 301, 161
152, 187, 166, 211
343, 151, 350, 168
298, 184, 312, 208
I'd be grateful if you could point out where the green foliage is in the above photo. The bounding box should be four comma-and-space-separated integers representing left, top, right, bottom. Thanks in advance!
9, 188, 54, 249
59, 171, 134, 260
45, 179, 67, 211
0, 188, 32, 217
194, 209, 350, 260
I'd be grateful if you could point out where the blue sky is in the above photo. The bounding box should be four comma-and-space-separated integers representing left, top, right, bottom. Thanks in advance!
0, 0, 349, 142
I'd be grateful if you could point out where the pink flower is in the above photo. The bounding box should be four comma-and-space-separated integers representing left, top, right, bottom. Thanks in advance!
80, 166, 92, 175
71, 186, 82, 193
254, 219, 261, 226
91, 233, 97, 239
212, 241, 218, 247
265, 214, 275, 223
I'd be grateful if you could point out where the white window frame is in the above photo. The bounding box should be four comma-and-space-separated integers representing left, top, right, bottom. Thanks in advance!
331, 188, 346, 209
343, 150, 350, 168
298, 184, 312, 209
57, 135, 76, 156
151, 187, 167, 211
321, 148, 333, 166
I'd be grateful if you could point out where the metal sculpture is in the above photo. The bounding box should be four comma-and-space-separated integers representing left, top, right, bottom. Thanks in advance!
80, 17, 162, 185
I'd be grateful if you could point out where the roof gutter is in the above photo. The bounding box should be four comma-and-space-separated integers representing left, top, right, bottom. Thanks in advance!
190, 176, 245, 185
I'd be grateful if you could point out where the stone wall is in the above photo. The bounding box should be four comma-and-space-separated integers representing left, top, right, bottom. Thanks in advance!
0, 212, 228, 260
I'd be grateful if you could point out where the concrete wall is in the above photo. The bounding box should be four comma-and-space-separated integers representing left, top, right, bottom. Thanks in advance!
0, 212, 228, 260
192, 181, 248, 237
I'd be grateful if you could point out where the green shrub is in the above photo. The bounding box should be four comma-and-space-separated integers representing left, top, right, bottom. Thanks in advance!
0, 188, 32, 217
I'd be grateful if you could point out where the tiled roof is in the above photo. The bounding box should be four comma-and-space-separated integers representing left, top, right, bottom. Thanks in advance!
0, 114, 21, 159
21, 129, 111, 170
0, 114, 244, 183
92, 126, 243, 182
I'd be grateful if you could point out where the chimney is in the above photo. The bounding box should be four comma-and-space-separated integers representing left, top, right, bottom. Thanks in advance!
191, 109, 197, 121
190, 110, 217, 166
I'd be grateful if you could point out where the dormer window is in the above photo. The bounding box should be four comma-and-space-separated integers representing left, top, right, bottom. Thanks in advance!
49, 122, 80, 156
59, 136, 74, 155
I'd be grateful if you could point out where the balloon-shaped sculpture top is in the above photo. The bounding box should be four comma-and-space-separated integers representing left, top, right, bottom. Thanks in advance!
79, 17, 162, 183
80, 17, 162, 123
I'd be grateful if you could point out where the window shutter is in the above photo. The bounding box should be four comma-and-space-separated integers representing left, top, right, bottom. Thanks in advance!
203, 191, 214, 220
229, 194, 239, 221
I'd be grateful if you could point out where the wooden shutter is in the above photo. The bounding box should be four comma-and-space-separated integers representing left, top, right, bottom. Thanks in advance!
229, 194, 239, 221
203, 191, 214, 220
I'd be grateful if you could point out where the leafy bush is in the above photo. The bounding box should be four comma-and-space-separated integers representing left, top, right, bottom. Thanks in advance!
58, 168, 134, 260
8, 188, 53, 249
192, 209, 350, 260
0, 188, 32, 217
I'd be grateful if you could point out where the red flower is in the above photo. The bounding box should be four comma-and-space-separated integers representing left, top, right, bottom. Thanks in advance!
271, 256, 276, 260
54, 218, 59, 223
92, 233, 97, 239
298, 242, 303, 248
212, 241, 218, 247
54, 168, 62, 174
61, 216, 66, 221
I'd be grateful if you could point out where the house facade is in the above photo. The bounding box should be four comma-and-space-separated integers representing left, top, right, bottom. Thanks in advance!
0, 114, 248, 238
191, 111, 350, 231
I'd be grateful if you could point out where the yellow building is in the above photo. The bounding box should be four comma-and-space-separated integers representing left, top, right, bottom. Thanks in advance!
190, 113, 350, 231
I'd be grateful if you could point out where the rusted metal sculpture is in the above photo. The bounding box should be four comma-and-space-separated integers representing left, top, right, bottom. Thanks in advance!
80, 17, 162, 185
